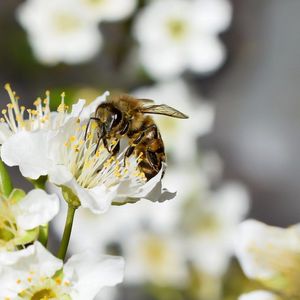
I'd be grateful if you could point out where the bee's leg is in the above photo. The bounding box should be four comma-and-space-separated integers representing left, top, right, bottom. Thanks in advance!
123, 145, 135, 166
103, 137, 110, 153
123, 132, 145, 165
119, 120, 130, 135
123, 124, 158, 166
94, 124, 106, 154
84, 117, 101, 140
146, 150, 160, 172
94, 136, 101, 154
111, 140, 120, 156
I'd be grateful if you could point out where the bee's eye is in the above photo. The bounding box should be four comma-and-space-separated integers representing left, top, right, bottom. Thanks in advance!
106, 108, 122, 132
112, 108, 122, 126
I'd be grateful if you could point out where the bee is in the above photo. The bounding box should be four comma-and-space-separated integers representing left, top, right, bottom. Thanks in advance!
86, 94, 188, 180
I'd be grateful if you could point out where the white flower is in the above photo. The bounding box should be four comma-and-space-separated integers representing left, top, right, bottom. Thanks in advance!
0, 84, 88, 143
2, 92, 175, 214
0, 85, 101, 178
166, 166, 249, 277
51, 191, 181, 257
52, 161, 249, 286
194, 183, 249, 277
47, 118, 173, 212
0, 241, 124, 300
77, 0, 137, 22
16, 0, 102, 65
133, 79, 215, 162
51, 185, 184, 286
133, 0, 232, 80
239, 291, 280, 300
0, 189, 59, 263
235, 220, 300, 296
95, 287, 118, 300
124, 230, 188, 286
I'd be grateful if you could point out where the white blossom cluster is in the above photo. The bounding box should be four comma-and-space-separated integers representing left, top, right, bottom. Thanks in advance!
16, 0, 137, 65
0, 85, 174, 299
58, 160, 249, 287
16, 0, 231, 80
9, 0, 297, 298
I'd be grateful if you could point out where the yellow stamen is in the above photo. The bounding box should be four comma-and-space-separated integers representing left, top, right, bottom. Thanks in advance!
34, 98, 41, 106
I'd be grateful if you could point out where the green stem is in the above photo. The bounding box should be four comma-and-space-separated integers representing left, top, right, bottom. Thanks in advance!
27, 175, 47, 190
38, 224, 49, 247
57, 205, 77, 260
0, 159, 13, 197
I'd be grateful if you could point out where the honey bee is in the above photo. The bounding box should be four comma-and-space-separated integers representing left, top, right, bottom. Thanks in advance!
86, 94, 188, 180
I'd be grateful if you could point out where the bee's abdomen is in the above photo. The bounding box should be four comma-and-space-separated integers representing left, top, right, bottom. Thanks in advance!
139, 160, 157, 180
136, 135, 166, 181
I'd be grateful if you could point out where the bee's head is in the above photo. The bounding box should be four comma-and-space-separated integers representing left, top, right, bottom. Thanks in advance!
95, 103, 122, 134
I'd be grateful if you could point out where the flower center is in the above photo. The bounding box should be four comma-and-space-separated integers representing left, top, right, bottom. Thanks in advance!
249, 243, 300, 296
141, 236, 169, 267
17, 275, 72, 300
195, 214, 220, 234
53, 13, 82, 33
167, 19, 187, 40
83, 0, 105, 7
62, 121, 146, 189
182, 197, 221, 236
2, 84, 68, 133
31, 289, 56, 300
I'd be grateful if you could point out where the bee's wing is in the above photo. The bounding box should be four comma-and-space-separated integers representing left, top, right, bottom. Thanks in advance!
139, 104, 189, 119
137, 98, 155, 104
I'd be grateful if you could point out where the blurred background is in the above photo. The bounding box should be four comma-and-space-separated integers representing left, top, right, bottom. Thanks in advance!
0, 0, 299, 299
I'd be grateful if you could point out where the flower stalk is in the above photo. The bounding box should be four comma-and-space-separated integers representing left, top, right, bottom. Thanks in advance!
28, 175, 47, 190
38, 224, 49, 247
0, 159, 13, 197
57, 204, 77, 260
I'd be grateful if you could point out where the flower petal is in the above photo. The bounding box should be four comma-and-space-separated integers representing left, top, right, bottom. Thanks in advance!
65, 252, 124, 300
70, 99, 86, 118
187, 35, 225, 74
0, 243, 34, 266
1, 130, 51, 179
139, 45, 186, 80
48, 164, 74, 186
132, 165, 174, 200
79, 91, 110, 120
239, 290, 280, 300
73, 182, 117, 214
114, 165, 176, 204
0, 242, 62, 276
28, 242, 63, 277
83, 0, 137, 22
192, 0, 232, 33
0, 123, 12, 144
14, 189, 59, 230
